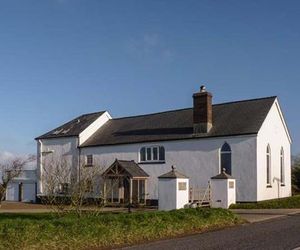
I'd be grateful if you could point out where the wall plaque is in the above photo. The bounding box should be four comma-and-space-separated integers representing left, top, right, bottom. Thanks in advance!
178, 182, 187, 191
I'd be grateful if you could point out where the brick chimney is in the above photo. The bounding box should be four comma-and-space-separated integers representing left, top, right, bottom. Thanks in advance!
193, 85, 213, 134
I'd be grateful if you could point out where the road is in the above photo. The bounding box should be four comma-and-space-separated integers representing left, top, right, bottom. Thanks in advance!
123, 214, 300, 250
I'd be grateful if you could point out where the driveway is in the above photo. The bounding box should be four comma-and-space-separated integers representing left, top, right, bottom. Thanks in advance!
123, 213, 300, 250
231, 208, 300, 223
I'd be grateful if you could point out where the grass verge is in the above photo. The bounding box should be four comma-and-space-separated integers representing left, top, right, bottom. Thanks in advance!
0, 208, 241, 249
230, 195, 300, 209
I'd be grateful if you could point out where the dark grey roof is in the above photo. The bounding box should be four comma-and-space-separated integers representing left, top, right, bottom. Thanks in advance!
81, 96, 276, 147
211, 172, 234, 179
103, 159, 149, 178
36, 111, 105, 140
158, 167, 188, 179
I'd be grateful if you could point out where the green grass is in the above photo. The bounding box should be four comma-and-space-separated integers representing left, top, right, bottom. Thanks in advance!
230, 195, 300, 209
0, 208, 241, 249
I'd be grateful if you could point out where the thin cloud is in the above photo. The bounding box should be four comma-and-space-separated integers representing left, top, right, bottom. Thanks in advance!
126, 33, 174, 63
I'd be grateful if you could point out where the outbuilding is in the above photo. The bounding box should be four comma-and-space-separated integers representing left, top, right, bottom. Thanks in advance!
6, 170, 37, 203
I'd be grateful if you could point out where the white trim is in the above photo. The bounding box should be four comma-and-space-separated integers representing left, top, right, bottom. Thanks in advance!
139, 145, 165, 163
280, 147, 285, 185
274, 99, 292, 143
266, 144, 271, 186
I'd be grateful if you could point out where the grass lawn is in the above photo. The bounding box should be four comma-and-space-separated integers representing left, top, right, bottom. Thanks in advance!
0, 208, 241, 249
230, 195, 300, 209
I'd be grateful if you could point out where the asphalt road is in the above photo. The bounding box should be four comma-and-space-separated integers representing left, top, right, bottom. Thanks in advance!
123, 214, 300, 250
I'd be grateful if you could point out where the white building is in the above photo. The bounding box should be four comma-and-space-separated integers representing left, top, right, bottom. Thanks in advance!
36, 86, 292, 204
5, 169, 37, 203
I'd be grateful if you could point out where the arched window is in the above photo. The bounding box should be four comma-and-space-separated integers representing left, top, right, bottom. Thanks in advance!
280, 147, 285, 185
220, 142, 232, 175
139, 146, 165, 163
266, 145, 271, 186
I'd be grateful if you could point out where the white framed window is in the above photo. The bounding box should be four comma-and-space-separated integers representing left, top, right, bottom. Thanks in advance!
139, 146, 165, 163
266, 145, 271, 186
280, 147, 285, 185
220, 142, 232, 175
58, 183, 69, 194
86, 155, 93, 166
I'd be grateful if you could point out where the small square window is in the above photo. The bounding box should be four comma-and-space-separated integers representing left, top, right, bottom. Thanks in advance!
86, 155, 93, 166
59, 183, 69, 194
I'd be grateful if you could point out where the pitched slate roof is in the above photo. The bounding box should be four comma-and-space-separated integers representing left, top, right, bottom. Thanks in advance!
81, 96, 276, 147
102, 159, 149, 178
158, 166, 189, 179
211, 171, 234, 179
36, 111, 105, 139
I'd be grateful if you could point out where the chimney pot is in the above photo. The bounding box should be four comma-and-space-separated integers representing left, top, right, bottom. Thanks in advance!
200, 85, 206, 93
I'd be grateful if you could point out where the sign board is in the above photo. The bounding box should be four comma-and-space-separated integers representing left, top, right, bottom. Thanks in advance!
229, 181, 234, 189
178, 182, 187, 191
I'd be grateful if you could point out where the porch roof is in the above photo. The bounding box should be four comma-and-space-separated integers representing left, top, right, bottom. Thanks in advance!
102, 159, 149, 178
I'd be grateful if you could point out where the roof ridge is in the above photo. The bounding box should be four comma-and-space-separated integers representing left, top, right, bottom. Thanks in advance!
110, 96, 277, 121
79, 110, 106, 117
213, 96, 277, 107
111, 107, 192, 121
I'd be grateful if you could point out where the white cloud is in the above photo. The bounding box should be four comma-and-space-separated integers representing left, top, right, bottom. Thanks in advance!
0, 151, 15, 162
126, 33, 174, 63
0, 151, 36, 170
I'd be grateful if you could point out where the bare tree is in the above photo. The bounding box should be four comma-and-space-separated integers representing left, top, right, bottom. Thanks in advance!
41, 156, 73, 214
41, 155, 107, 216
0, 154, 36, 206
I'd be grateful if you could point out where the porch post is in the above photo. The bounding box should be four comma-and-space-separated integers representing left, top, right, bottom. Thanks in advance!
144, 179, 147, 205
118, 177, 121, 204
130, 178, 133, 204
103, 178, 107, 205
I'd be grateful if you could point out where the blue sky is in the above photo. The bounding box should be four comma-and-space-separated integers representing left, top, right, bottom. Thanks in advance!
0, 0, 299, 155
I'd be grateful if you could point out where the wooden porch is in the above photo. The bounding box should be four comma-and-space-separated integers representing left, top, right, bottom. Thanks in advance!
102, 159, 149, 205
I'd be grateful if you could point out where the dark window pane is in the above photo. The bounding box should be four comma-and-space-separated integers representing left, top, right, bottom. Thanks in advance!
86, 155, 93, 165
221, 153, 231, 175
221, 143, 231, 152
139, 180, 145, 203
153, 147, 158, 160
140, 147, 146, 161
159, 146, 165, 161
266, 154, 270, 184
132, 180, 139, 203
146, 148, 152, 161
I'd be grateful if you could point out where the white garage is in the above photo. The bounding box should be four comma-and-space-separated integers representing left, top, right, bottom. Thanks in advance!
6, 170, 37, 203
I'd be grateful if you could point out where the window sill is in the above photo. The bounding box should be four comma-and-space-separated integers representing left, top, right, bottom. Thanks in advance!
138, 161, 166, 165
266, 185, 272, 188
84, 164, 94, 167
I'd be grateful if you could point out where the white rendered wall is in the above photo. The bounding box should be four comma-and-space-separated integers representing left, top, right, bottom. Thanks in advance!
257, 100, 292, 201
23, 183, 36, 202
37, 137, 79, 194
158, 178, 189, 211
210, 179, 236, 208
79, 112, 111, 145
158, 179, 176, 210
6, 183, 19, 201
6, 182, 36, 202
81, 135, 257, 202
176, 178, 189, 209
